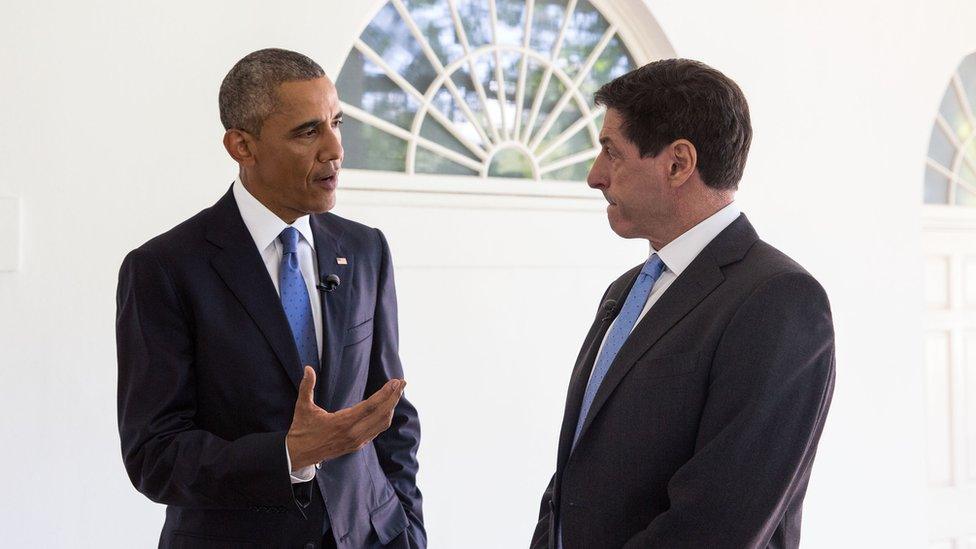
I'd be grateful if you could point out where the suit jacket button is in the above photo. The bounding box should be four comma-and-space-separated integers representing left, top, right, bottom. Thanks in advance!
305, 543, 315, 549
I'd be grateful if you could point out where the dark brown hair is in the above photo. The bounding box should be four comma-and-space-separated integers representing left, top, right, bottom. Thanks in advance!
594, 58, 752, 190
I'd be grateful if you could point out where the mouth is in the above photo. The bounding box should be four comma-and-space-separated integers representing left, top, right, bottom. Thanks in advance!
605, 195, 617, 206
312, 171, 339, 190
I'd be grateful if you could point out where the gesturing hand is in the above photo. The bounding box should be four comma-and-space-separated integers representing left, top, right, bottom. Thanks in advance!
286, 366, 405, 470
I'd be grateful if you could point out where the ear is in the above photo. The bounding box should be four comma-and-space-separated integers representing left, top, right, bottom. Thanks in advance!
667, 139, 697, 187
222, 129, 257, 167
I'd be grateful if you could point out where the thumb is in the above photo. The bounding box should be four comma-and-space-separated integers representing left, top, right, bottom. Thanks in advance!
297, 366, 316, 406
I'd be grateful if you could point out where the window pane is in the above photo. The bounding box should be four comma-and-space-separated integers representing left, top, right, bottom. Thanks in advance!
341, 118, 407, 172
542, 160, 592, 181
927, 124, 957, 169
402, 0, 465, 66
939, 86, 972, 142
415, 147, 478, 176
530, 0, 572, 55
361, 3, 439, 94
958, 52, 976, 116
489, 148, 534, 178
337, 48, 421, 131
924, 166, 950, 204
956, 182, 976, 207
556, 0, 610, 80
420, 117, 480, 161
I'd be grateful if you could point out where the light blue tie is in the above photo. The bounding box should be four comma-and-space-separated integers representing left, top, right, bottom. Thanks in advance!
558, 254, 666, 549
278, 227, 319, 371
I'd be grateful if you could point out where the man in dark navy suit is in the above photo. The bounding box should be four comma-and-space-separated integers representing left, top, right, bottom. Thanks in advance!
531, 59, 835, 548
117, 48, 425, 548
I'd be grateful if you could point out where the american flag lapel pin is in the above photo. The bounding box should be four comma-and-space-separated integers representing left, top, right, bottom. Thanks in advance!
336, 257, 347, 265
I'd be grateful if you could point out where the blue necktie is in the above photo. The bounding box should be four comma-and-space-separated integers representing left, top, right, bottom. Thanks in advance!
278, 227, 319, 371
557, 254, 666, 549
572, 254, 666, 448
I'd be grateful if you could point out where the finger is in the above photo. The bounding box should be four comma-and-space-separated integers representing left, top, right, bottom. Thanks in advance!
345, 379, 401, 422
298, 366, 316, 407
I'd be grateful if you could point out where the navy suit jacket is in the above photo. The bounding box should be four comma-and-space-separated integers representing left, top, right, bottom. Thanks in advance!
531, 215, 835, 548
117, 187, 425, 548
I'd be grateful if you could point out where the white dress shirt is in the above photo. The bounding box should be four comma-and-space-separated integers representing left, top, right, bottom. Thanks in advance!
232, 179, 319, 483
590, 202, 742, 380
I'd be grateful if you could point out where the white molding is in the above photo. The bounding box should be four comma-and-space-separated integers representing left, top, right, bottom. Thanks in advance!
923, 205, 976, 231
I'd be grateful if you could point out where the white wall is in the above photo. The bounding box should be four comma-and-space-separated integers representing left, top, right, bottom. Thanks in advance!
1, 0, 975, 547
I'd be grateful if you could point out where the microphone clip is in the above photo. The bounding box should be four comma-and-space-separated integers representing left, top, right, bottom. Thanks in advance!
316, 274, 341, 294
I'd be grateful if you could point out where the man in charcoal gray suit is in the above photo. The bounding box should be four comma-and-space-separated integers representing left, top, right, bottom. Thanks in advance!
531, 59, 835, 548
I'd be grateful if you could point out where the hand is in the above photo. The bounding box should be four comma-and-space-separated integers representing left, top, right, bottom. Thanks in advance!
286, 366, 405, 470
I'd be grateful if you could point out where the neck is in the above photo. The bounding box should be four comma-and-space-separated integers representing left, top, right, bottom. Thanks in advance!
649, 194, 734, 250
240, 171, 302, 224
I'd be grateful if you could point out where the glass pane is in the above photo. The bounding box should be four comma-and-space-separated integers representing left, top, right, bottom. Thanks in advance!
495, 0, 528, 46
449, 68, 493, 137
523, 74, 569, 141
961, 161, 976, 188
536, 104, 591, 160
489, 147, 534, 178
457, 0, 492, 49
530, 0, 572, 55
927, 124, 957, 169
420, 116, 480, 161
402, 0, 465, 66
341, 118, 407, 172
555, 0, 610, 79
957, 52, 976, 116
427, 86, 488, 148
542, 160, 591, 182
939, 85, 972, 142
579, 36, 635, 104
955, 182, 976, 207
361, 3, 439, 94
924, 166, 950, 204
415, 147, 478, 176
337, 48, 421, 131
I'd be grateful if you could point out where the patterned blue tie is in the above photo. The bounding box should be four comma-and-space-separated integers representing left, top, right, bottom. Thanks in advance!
558, 254, 666, 549
572, 254, 666, 449
278, 227, 319, 371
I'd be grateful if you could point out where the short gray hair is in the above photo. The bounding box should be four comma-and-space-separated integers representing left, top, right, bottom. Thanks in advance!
218, 48, 325, 136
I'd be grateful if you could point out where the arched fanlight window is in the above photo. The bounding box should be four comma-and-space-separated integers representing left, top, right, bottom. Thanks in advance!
336, 0, 641, 182
925, 51, 976, 206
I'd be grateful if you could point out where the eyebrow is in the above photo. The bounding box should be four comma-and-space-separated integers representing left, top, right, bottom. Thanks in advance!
289, 112, 343, 134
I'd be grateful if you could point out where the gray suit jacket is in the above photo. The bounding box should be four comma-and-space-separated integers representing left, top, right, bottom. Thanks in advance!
531, 214, 835, 548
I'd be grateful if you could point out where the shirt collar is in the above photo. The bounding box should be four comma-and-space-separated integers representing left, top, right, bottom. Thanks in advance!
232, 178, 316, 252
652, 202, 741, 276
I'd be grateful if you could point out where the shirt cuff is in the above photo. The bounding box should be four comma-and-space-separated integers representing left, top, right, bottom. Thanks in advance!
285, 439, 316, 484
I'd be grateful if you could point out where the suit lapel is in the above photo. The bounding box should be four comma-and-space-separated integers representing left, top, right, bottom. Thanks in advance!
555, 271, 638, 474
310, 213, 352, 410
570, 215, 759, 451
206, 188, 305, 390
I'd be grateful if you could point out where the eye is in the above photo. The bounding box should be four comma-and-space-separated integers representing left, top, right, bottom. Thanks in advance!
332, 118, 343, 129
301, 128, 318, 138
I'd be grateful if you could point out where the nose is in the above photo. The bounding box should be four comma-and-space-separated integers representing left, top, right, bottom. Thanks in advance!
316, 126, 343, 164
587, 154, 608, 190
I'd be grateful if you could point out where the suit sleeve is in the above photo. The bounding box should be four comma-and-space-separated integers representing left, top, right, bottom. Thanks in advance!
623, 271, 836, 548
116, 248, 302, 511
529, 474, 555, 549
365, 229, 427, 547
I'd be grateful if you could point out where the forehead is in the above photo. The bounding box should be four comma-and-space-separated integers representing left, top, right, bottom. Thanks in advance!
271, 77, 339, 120
599, 108, 627, 142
